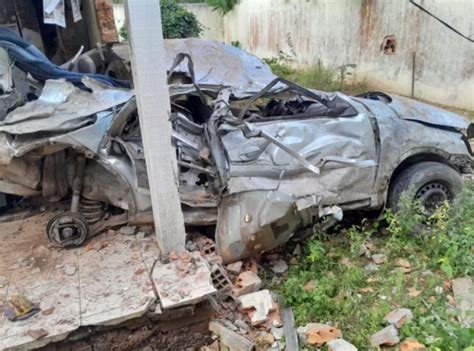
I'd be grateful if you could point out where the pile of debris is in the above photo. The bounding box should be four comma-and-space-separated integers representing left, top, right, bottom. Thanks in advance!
149, 233, 296, 351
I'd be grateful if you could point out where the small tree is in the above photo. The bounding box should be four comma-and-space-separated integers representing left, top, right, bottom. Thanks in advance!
120, 0, 202, 40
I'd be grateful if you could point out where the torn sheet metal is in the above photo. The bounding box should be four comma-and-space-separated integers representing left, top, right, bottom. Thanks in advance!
0, 77, 133, 135
43, 0, 66, 28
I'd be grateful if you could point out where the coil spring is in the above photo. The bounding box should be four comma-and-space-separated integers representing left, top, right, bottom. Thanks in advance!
79, 198, 107, 225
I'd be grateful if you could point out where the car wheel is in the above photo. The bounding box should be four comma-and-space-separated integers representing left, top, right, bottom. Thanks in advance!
387, 161, 463, 213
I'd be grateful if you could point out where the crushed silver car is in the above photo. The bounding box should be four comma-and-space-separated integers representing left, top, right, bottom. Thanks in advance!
0, 30, 472, 263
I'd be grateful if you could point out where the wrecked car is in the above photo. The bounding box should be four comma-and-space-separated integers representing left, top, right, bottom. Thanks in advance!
0, 29, 472, 263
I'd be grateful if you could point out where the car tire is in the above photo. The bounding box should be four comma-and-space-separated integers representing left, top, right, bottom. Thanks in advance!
387, 161, 463, 213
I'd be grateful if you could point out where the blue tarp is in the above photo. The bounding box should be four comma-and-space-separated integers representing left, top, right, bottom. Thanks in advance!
0, 28, 130, 89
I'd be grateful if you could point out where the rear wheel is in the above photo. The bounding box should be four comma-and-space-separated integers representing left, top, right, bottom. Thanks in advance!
387, 161, 463, 213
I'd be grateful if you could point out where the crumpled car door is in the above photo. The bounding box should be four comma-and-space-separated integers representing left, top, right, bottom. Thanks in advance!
220, 113, 378, 206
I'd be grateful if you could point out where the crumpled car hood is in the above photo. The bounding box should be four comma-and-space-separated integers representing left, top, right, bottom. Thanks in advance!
387, 94, 470, 131
112, 38, 277, 96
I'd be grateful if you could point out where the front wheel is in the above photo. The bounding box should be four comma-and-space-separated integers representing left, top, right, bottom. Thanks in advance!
387, 161, 463, 213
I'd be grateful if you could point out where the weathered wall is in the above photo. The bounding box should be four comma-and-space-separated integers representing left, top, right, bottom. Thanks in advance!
184, 0, 474, 110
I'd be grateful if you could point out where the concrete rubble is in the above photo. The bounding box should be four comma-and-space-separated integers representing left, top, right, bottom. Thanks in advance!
152, 251, 217, 309
369, 325, 400, 347
384, 308, 413, 328
297, 323, 343, 347
232, 271, 262, 298
238, 290, 281, 327
327, 338, 358, 351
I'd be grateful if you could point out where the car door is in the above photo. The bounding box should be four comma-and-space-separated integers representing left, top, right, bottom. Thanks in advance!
220, 104, 379, 207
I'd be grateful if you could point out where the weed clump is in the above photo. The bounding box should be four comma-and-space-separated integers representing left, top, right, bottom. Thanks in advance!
278, 182, 474, 350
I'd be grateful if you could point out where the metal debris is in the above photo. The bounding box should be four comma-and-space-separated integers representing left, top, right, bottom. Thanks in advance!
3, 295, 40, 322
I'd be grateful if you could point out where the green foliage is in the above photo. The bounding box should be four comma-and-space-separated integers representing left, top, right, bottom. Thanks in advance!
385, 182, 474, 277
263, 57, 368, 94
204, 0, 238, 14
119, 0, 202, 40
278, 182, 474, 350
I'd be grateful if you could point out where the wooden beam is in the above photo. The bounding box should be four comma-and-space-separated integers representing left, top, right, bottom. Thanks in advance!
124, 0, 185, 253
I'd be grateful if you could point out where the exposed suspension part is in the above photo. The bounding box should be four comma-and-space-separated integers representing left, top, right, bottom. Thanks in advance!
80, 198, 108, 225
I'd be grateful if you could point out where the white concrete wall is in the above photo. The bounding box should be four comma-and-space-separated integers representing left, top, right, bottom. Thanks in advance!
184, 0, 474, 110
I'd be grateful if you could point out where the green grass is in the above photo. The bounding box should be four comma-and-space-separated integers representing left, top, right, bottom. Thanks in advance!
263, 58, 369, 95
272, 183, 474, 350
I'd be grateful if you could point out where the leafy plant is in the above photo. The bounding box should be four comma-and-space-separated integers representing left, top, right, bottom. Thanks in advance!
204, 0, 238, 14
263, 57, 368, 94
278, 182, 474, 350
119, 0, 203, 40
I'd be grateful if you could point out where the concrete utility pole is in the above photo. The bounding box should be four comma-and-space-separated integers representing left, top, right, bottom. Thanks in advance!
125, 0, 186, 253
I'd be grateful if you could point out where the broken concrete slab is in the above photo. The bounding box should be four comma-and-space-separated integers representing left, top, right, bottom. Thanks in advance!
297, 323, 342, 347
232, 271, 262, 298
152, 251, 216, 309
327, 338, 358, 351
0, 212, 160, 350
452, 276, 474, 327
238, 289, 276, 326
209, 321, 254, 351
369, 325, 400, 347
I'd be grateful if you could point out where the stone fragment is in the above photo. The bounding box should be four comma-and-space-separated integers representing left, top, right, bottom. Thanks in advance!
271, 326, 284, 340
232, 271, 262, 298
226, 261, 243, 275
293, 244, 302, 256
452, 276, 474, 327
327, 338, 358, 351
199, 340, 220, 351
384, 308, 413, 328
408, 287, 422, 298
369, 325, 400, 347
297, 323, 342, 347
235, 319, 249, 332
119, 226, 136, 235
396, 258, 411, 267
400, 339, 427, 351
27, 328, 48, 340
371, 254, 386, 265
238, 289, 276, 326
271, 260, 288, 274
364, 263, 379, 272
136, 231, 148, 240
63, 264, 76, 276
